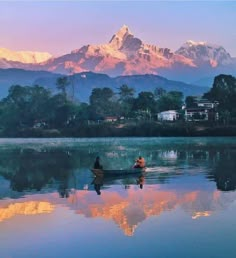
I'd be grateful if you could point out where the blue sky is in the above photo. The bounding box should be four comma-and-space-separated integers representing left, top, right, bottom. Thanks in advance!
1, 1, 236, 56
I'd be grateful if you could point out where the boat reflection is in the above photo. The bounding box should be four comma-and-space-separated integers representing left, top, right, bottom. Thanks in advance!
90, 174, 145, 195
137, 175, 145, 189
91, 176, 103, 195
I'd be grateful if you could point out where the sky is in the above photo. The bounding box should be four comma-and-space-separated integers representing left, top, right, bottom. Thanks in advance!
1, 1, 236, 57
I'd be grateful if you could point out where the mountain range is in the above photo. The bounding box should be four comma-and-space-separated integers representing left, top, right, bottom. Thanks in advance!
1, 25, 235, 101
0, 25, 235, 86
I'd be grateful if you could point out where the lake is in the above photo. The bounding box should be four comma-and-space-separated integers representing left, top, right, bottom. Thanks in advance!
0, 137, 236, 258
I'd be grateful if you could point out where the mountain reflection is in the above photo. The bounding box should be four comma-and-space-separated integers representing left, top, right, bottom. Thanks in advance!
60, 187, 236, 236
0, 201, 54, 222
1, 187, 235, 236
0, 140, 236, 236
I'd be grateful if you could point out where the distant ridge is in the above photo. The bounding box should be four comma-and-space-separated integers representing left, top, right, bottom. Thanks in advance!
0, 68, 209, 102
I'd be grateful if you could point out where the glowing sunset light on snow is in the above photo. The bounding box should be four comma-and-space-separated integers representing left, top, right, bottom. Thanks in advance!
0, 1, 235, 56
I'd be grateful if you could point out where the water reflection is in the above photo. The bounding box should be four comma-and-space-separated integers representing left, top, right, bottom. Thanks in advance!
0, 140, 236, 193
1, 183, 235, 237
91, 176, 103, 195
0, 201, 54, 222
0, 138, 236, 238
0, 149, 76, 194
206, 149, 236, 191
137, 175, 145, 189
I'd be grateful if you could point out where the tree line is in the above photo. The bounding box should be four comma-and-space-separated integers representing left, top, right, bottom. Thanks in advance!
0, 74, 235, 136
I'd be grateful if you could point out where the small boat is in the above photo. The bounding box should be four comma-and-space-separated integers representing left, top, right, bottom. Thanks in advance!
91, 167, 146, 177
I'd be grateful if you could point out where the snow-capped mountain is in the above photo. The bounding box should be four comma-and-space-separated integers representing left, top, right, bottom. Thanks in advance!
0, 25, 235, 84
0, 48, 52, 64
175, 40, 233, 67
38, 25, 196, 76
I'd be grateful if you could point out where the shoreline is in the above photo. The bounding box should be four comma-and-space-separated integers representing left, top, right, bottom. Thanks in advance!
1, 122, 236, 138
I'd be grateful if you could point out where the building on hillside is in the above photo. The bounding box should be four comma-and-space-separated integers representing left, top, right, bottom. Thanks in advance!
184, 98, 219, 122
33, 120, 47, 128
103, 116, 118, 122
157, 110, 179, 121
196, 99, 219, 109
185, 108, 210, 121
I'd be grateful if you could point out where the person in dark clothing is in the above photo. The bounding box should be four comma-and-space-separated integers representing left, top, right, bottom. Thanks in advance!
94, 156, 103, 169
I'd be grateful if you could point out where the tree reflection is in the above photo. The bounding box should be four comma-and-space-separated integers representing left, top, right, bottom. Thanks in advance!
207, 150, 236, 191
0, 149, 76, 193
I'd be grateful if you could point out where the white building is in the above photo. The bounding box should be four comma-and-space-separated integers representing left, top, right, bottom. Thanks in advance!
157, 110, 179, 121
104, 116, 118, 122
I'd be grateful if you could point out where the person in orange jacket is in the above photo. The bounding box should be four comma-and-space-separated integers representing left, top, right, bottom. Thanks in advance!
134, 156, 146, 168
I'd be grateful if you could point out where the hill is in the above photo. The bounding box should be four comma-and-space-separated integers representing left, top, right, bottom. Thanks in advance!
0, 69, 209, 102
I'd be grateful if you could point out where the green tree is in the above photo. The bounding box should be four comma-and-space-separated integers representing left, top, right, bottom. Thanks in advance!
118, 85, 135, 117
134, 92, 156, 112
56, 77, 70, 98
154, 87, 166, 100
118, 84, 135, 102
0, 84, 80, 133
46, 94, 75, 128
203, 74, 236, 123
185, 96, 198, 108
204, 74, 236, 112
0, 85, 51, 132
89, 87, 117, 117
158, 91, 183, 112
132, 92, 157, 119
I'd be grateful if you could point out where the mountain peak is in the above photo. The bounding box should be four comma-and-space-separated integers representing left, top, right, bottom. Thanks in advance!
185, 40, 206, 47
182, 40, 221, 49
109, 25, 133, 49
116, 24, 131, 37
176, 40, 232, 67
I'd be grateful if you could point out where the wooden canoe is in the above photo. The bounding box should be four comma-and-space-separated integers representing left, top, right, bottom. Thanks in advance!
91, 167, 146, 177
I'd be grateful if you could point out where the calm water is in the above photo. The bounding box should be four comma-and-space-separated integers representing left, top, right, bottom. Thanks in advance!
0, 137, 236, 258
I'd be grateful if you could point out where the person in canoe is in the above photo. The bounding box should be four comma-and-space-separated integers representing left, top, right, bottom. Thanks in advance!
94, 156, 103, 169
134, 156, 146, 168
